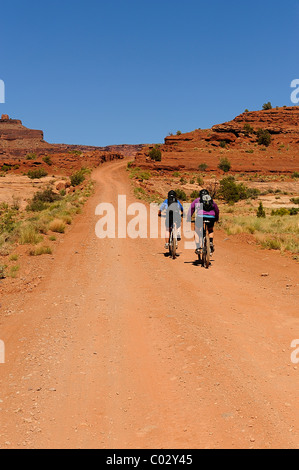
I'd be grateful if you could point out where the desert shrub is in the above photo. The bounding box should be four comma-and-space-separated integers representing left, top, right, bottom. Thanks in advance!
70, 170, 85, 186
292, 172, 299, 179
9, 265, 20, 278
257, 129, 271, 147
149, 145, 162, 162
220, 141, 227, 148
1, 164, 12, 172
257, 202, 266, 218
175, 189, 187, 201
0, 207, 18, 234
243, 123, 254, 135
27, 168, 48, 179
49, 219, 66, 233
262, 102, 272, 110
176, 130, 182, 136
27, 188, 61, 212
190, 190, 199, 200
197, 176, 204, 186
26, 153, 37, 160
19, 224, 43, 245
218, 176, 249, 203
290, 197, 299, 205
198, 163, 208, 171
43, 156, 53, 165
271, 207, 299, 216
218, 157, 231, 172
138, 171, 151, 181
29, 245, 52, 256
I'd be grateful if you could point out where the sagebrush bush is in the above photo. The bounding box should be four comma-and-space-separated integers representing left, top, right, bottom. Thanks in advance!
218, 157, 231, 173
149, 145, 162, 162
175, 189, 187, 201
70, 170, 85, 186
27, 168, 48, 179
257, 129, 271, 147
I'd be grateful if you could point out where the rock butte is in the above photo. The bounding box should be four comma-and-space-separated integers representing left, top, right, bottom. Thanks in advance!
0, 114, 144, 174
134, 107, 299, 173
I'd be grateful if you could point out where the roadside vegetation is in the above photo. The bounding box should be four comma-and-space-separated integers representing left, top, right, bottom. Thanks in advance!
0, 170, 94, 279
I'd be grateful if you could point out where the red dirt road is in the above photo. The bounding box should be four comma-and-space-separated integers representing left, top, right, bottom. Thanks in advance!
0, 160, 298, 449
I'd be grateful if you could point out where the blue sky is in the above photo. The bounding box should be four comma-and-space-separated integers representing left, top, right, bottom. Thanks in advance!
0, 0, 298, 146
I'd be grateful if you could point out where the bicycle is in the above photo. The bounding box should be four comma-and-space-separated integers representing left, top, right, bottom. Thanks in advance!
194, 219, 212, 268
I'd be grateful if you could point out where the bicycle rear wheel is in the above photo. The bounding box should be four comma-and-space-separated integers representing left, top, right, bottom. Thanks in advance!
172, 234, 176, 259
204, 237, 210, 268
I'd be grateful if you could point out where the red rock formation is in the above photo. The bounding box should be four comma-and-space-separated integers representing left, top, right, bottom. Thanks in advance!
134, 107, 299, 174
0, 117, 145, 174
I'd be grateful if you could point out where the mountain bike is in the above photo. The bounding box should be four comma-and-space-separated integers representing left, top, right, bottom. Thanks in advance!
196, 219, 212, 268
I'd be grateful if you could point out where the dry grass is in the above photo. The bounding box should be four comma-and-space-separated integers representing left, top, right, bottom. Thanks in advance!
29, 245, 52, 256
48, 219, 66, 233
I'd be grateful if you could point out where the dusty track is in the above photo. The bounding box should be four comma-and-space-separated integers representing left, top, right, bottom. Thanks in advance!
0, 160, 298, 449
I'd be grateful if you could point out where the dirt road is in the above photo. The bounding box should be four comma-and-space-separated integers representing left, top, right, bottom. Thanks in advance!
0, 160, 298, 449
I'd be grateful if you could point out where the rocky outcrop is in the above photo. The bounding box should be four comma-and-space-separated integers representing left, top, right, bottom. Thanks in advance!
212, 107, 299, 136
134, 106, 299, 173
0, 115, 145, 174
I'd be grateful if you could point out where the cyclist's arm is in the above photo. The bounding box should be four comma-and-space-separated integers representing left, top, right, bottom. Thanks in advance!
213, 203, 220, 222
159, 199, 168, 215
187, 199, 197, 222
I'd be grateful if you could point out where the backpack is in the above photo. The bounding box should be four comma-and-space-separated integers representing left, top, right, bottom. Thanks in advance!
202, 194, 213, 212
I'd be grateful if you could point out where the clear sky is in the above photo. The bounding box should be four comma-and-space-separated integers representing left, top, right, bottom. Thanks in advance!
0, 0, 298, 146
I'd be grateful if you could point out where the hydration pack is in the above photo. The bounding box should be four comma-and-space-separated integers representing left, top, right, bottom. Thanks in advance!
202, 194, 213, 212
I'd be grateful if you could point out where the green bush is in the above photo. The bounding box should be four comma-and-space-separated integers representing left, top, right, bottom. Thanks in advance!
198, 163, 208, 171
190, 190, 199, 200
271, 207, 299, 216
291, 172, 299, 179
243, 123, 254, 135
290, 197, 299, 205
26, 153, 37, 160
176, 130, 182, 136
0, 207, 17, 234
149, 145, 162, 162
218, 157, 231, 172
257, 202, 266, 218
43, 155, 53, 165
27, 188, 61, 212
262, 102, 272, 110
27, 168, 48, 179
70, 170, 85, 187
1, 164, 12, 172
257, 129, 271, 147
175, 189, 187, 201
220, 141, 227, 148
218, 176, 253, 203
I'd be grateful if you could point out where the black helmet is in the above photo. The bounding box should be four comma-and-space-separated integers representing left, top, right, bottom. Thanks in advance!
168, 190, 177, 205
199, 189, 209, 201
